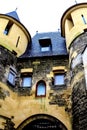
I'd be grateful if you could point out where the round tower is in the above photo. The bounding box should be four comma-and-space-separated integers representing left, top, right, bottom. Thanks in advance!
61, 3, 87, 130
0, 11, 31, 57
0, 10, 31, 91
0, 11, 31, 129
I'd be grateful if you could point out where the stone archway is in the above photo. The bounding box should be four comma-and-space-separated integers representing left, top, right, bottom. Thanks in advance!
17, 114, 68, 130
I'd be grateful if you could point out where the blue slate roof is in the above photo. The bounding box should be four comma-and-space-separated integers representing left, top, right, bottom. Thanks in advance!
6, 11, 20, 21
20, 31, 68, 58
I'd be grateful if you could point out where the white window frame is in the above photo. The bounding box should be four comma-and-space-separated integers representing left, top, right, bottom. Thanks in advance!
54, 74, 65, 85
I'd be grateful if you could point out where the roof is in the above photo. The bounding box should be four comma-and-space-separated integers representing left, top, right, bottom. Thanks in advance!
20, 31, 68, 58
6, 11, 20, 21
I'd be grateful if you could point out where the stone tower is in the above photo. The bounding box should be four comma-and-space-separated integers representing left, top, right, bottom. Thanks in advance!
61, 3, 87, 130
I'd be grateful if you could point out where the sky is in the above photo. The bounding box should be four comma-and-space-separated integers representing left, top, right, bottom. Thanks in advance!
0, 0, 86, 37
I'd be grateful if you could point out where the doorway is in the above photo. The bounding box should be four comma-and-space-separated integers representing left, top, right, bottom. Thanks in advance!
17, 114, 67, 130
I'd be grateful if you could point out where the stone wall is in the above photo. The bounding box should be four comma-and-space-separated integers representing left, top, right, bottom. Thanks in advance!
0, 46, 17, 100
17, 56, 70, 94
70, 32, 87, 130
0, 52, 72, 130
0, 115, 15, 130
72, 77, 87, 130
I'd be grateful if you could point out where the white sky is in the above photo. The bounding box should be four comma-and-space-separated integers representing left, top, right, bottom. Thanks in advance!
0, 0, 86, 37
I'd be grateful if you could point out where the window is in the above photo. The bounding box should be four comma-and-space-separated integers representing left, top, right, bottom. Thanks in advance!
22, 76, 32, 87
4, 20, 13, 35
39, 38, 51, 52
16, 36, 20, 47
54, 74, 64, 85
36, 80, 46, 97
21, 68, 33, 88
7, 68, 16, 86
81, 14, 86, 24
52, 66, 66, 86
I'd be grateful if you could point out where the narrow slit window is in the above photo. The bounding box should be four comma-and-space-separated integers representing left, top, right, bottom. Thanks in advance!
16, 36, 20, 47
81, 15, 86, 24
4, 21, 13, 35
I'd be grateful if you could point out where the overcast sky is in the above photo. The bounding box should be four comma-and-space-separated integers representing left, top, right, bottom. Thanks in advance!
0, 0, 86, 37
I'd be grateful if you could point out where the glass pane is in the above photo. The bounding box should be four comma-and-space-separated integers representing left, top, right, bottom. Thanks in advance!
54, 75, 64, 85
8, 72, 15, 84
4, 29, 8, 35
22, 77, 31, 87
37, 82, 45, 96
41, 47, 50, 52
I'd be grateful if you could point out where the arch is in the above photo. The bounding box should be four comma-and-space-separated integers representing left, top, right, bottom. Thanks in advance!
17, 114, 68, 130
35, 80, 46, 97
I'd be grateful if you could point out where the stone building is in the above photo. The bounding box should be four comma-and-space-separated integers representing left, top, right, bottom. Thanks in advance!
0, 2, 87, 130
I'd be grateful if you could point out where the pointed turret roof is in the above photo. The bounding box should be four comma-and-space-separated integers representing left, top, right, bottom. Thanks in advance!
6, 10, 20, 21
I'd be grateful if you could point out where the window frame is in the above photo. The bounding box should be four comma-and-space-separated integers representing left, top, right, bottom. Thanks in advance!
52, 69, 66, 87
7, 67, 16, 86
36, 80, 46, 97
21, 73, 32, 88
54, 73, 65, 86
39, 38, 52, 52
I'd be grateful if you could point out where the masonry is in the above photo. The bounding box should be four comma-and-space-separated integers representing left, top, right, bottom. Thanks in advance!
1, 2, 87, 130
70, 32, 87, 130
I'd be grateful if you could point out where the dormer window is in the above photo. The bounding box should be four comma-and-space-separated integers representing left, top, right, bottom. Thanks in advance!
39, 38, 51, 52
4, 20, 13, 35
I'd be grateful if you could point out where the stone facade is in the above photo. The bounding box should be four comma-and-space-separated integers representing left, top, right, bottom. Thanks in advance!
1, 2, 87, 130
0, 35, 72, 130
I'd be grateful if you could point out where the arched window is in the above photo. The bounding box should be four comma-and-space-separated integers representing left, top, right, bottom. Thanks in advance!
36, 80, 46, 97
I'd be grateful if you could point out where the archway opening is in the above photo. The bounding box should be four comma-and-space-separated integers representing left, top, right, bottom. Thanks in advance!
23, 118, 64, 130
17, 114, 68, 130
